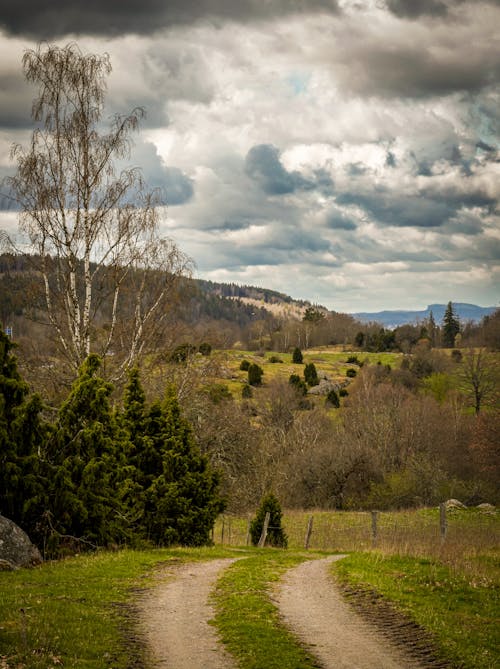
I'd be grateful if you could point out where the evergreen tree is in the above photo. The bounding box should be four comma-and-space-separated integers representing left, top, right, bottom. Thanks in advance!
0, 332, 48, 540
144, 385, 225, 546
47, 355, 133, 549
442, 301, 460, 348
304, 362, 319, 387
292, 347, 303, 364
248, 363, 264, 386
250, 493, 288, 547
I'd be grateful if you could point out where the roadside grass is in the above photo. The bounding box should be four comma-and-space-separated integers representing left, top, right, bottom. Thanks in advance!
212, 549, 323, 669
215, 507, 499, 668
0, 546, 234, 669
332, 552, 499, 669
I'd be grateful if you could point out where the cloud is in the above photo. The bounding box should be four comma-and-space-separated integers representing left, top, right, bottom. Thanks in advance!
0, 0, 339, 39
244, 144, 332, 195
386, 0, 450, 18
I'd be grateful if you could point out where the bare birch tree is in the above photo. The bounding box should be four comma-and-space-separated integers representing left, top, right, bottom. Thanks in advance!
8, 43, 191, 375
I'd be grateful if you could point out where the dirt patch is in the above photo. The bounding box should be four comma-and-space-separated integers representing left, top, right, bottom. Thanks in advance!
136, 558, 238, 669
274, 555, 452, 669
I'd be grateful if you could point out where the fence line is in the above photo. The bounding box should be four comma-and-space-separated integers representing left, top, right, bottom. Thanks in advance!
213, 506, 499, 553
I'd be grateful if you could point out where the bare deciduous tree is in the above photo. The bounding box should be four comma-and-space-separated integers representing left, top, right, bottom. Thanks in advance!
8, 43, 191, 375
460, 349, 499, 415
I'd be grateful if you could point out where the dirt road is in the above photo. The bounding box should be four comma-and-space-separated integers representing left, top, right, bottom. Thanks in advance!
275, 555, 427, 668
137, 555, 447, 668
137, 558, 238, 669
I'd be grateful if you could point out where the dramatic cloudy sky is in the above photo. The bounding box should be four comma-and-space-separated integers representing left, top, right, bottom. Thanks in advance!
0, 0, 499, 312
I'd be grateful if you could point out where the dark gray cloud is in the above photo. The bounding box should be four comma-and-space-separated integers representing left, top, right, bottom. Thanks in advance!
0, 0, 338, 39
387, 0, 500, 18
128, 140, 194, 206
245, 144, 333, 196
333, 44, 500, 98
336, 189, 456, 228
386, 0, 450, 18
325, 208, 357, 230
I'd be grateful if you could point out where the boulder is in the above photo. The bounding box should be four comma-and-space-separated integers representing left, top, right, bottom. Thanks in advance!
477, 503, 496, 514
444, 498, 467, 510
0, 515, 42, 570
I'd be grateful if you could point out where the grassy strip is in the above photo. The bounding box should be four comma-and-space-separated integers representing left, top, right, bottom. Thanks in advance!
0, 546, 232, 668
212, 549, 322, 669
332, 552, 499, 669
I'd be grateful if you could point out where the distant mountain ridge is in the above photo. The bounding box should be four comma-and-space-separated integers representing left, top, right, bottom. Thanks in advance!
352, 303, 496, 328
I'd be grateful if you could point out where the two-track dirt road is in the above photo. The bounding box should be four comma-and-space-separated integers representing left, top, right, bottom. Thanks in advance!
137, 555, 447, 668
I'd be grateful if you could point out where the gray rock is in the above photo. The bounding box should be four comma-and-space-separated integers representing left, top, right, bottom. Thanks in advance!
444, 498, 467, 510
0, 515, 42, 569
477, 503, 496, 514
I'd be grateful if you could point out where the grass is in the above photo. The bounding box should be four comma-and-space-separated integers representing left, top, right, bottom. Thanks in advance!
0, 546, 232, 669
2, 508, 498, 667
212, 549, 322, 669
333, 553, 500, 669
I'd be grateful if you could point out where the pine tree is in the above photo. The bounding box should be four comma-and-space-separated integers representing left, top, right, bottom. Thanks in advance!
292, 347, 303, 364
442, 302, 460, 348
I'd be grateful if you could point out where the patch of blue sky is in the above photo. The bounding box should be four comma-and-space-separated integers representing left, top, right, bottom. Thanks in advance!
286, 72, 310, 96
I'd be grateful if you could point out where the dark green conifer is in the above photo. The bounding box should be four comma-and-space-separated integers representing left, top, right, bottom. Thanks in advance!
250, 493, 287, 547
145, 385, 225, 546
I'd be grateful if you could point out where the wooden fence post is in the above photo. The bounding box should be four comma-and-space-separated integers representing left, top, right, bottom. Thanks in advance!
221, 516, 225, 545
304, 515, 314, 549
258, 512, 271, 548
371, 510, 378, 547
246, 517, 251, 546
440, 503, 447, 542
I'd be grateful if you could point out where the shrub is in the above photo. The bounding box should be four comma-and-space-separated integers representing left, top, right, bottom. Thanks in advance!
239, 359, 250, 371
292, 347, 303, 364
451, 349, 463, 363
268, 355, 283, 363
249, 493, 288, 547
289, 373, 307, 396
339, 388, 348, 397
325, 388, 340, 408
207, 383, 232, 403
242, 384, 253, 399
304, 362, 319, 387
346, 355, 360, 365
346, 368, 357, 378
248, 363, 264, 386
169, 343, 196, 363
198, 342, 212, 356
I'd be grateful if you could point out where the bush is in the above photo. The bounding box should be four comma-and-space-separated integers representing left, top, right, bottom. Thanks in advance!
325, 388, 340, 408
248, 363, 264, 386
242, 384, 253, 399
339, 388, 348, 397
346, 368, 357, 378
304, 362, 319, 387
249, 493, 288, 547
289, 373, 307, 396
239, 359, 250, 371
207, 383, 232, 403
451, 349, 463, 363
268, 355, 283, 363
169, 343, 196, 363
198, 342, 212, 356
346, 355, 360, 365
292, 347, 303, 364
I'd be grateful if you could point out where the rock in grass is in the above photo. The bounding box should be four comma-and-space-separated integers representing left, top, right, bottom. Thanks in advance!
0, 514, 42, 569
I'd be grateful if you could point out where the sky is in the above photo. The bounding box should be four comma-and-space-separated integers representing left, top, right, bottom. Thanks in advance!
0, 0, 499, 313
